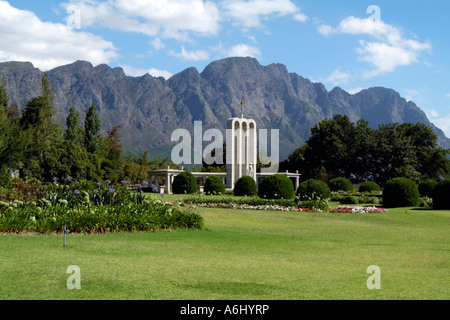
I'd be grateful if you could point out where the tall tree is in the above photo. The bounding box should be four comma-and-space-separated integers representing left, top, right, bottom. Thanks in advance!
101, 125, 124, 182
0, 77, 8, 117
19, 74, 62, 179
84, 102, 101, 154
65, 106, 83, 145
305, 114, 364, 181
283, 116, 449, 186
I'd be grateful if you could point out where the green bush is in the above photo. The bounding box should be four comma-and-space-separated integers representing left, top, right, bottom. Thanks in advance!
234, 176, 257, 196
297, 179, 331, 201
382, 178, 420, 208
419, 197, 433, 208
432, 179, 450, 210
0, 201, 204, 234
359, 181, 381, 193
204, 175, 225, 195
328, 177, 354, 192
418, 179, 438, 198
172, 171, 199, 194
340, 196, 359, 205
258, 174, 295, 199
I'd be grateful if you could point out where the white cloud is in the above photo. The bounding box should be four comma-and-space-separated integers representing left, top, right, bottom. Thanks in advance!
0, 1, 117, 71
323, 70, 352, 86
227, 44, 261, 58
62, 0, 222, 40
121, 65, 173, 79
318, 16, 431, 78
293, 12, 308, 23
425, 109, 450, 138
169, 46, 210, 61
404, 88, 427, 104
151, 38, 165, 50
346, 87, 364, 95
445, 93, 450, 98
221, 0, 307, 28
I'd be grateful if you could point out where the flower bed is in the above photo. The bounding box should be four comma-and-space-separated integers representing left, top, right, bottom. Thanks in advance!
164, 201, 388, 214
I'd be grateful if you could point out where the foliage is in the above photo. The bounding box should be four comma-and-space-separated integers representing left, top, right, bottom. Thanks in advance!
418, 179, 438, 198
0, 200, 203, 234
297, 198, 330, 211
432, 179, 450, 210
64, 106, 83, 145
296, 179, 331, 201
418, 197, 433, 208
382, 177, 420, 208
339, 196, 359, 205
328, 177, 354, 192
234, 175, 258, 196
359, 181, 381, 193
282, 115, 449, 185
258, 174, 295, 199
84, 102, 101, 154
172, 171, 199, 194
204, 175, 225, 195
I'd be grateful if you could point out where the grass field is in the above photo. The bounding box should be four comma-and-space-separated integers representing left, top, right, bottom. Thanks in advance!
0, 196, 448, 300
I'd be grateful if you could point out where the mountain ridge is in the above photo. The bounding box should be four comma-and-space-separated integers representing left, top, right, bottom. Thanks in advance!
1, 57, 448, 160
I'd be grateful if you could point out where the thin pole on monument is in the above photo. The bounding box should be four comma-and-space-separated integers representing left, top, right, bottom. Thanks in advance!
240, 90, 244, 119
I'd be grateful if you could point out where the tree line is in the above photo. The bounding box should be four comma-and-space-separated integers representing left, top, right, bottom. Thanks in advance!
0, 75, 175, 184
280, 114, 450, 186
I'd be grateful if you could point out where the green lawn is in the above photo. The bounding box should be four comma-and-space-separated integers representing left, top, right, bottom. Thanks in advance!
0, 199, 448, 300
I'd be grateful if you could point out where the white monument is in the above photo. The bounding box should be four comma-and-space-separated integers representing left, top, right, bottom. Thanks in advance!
226, 97, 257, 189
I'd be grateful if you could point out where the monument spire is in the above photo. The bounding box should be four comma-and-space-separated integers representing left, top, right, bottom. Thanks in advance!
240, 91, 244, 119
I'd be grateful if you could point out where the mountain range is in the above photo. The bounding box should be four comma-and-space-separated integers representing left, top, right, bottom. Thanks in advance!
1, 57, 449, 161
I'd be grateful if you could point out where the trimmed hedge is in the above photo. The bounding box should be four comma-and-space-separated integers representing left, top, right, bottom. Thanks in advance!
432, 179, 450, 210
234, 176, 258, 196
297, 179, 331, 201
172, 171, 199, 194
328, 177, 354, 192
0, 201, 204, 234
382, 177, 420, 208
258, 174, 295, 199
359, 181, 381, 193
418, 179, 438, 198
204, 175, 225, 195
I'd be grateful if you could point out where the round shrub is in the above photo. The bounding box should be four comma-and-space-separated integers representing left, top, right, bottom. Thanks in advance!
382, 178, 419, 208
432, 179, 450, 210
340, 196, 359, 205
418, 179, 438, 198
204, 175, 225, 195
172, 171, 199, 194
359, 181, 381, 193
234, 176, 257, 196
328, 177, 354, 192
296, 179, 331, 201
258, 174, 295, 199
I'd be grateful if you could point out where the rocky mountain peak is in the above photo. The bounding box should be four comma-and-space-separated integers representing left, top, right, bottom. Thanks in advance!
0, 57, 448, 159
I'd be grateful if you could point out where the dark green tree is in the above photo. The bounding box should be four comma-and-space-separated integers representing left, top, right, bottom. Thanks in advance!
100, 125, 124, 183
0, 77, 8, 116
302, 115, 372, 182
65, 106, 83, 145
19, 74, 62, 179
84, 102, 101, 154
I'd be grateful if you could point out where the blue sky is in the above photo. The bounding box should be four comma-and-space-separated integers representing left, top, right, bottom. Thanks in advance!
1, 0, 449, 137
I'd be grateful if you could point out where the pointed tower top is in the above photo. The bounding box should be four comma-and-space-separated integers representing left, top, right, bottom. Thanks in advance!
240, 91, 244, 119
